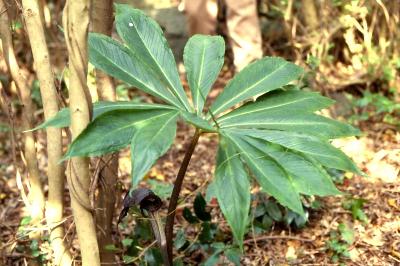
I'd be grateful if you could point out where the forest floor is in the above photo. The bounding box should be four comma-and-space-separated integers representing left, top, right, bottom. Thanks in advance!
0, 70, 400, 266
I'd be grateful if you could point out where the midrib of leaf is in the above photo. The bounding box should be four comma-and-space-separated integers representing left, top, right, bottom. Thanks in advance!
67, 111, 175, 157
91, 46, 178, 107
139, 112, 178, 152
217, 96, 318, 123
125, 111, 175, 131
129, 49, 181, 107
220, 120, 331, 128
246, 132, 345, 165
227, 135, 281, 181
94, 103, 175, 112
195, 41, 206, 113
223, 147, 233, 179
216, 144, 247, 243
243, 137, 295, 183
212, 61, 289, 115
215, 152, 242, 173
101, 111, 172, 136
129, 18, 191, 111
227, 134, 302, 214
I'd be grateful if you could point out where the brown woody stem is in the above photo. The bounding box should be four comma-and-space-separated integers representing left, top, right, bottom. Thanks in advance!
165, 129, 201, 263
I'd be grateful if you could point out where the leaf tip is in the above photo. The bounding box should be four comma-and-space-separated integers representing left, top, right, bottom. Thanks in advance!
114, 3, 129, 15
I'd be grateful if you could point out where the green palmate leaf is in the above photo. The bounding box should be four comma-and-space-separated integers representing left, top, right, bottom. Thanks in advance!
215, 137, 250, 248
217, 90, 335, 125
235, 129, 361, 174
130, 111, 178, 185
184, 35, 225, 114
209, 57, 303, 116
63, 109, 179, 159
243, 137, 341, 196
115, 4, 192, 111
224, 133, 304, 215
89, 34, 183, 108
31, 101, 175, 131
180, 111, 216, 132
219, 112, 359, 139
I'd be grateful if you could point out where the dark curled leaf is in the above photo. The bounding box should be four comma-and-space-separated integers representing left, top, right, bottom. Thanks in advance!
182, 207, 199, 224
118, 188, 162, 223
194, 193, 211, 222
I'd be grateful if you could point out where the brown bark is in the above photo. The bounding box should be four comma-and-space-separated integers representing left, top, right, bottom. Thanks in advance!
62, 0, 100, 265
91, 1, 118, 263
21, 0, 72, 264
92, 0, 116, 101
0, 0, 45, 240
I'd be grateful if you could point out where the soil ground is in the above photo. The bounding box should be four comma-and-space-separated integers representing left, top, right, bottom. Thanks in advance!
1, 70, 399, 265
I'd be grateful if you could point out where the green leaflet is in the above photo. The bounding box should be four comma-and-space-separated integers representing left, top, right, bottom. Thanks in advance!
131, 111, 178, 185
30, 107, 70, 131
63, 109, 179, 159
89, 34, 183, 108
180, 111, 217, 132
219, 112, 360, 139
215, 137, 250, 249
224, 132, 304, 216
31, 101, 175, 131
184, 35, 225, 114
217, 90, 335, 124
209, 57, 303, 116
115, 4, 192, 111
243, 136, 341, 196
233, 129, 361, 174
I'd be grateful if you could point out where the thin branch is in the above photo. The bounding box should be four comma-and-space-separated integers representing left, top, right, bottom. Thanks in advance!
243, 234, 314, 244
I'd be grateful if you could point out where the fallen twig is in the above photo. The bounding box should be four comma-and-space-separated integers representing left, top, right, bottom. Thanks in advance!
244, 234, 314, 244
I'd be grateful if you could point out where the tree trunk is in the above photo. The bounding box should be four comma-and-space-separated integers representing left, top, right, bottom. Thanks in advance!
21, 0, 73, 265
91, 1, 118, 263
62, 0, 100, 265
0, 0, 45, 240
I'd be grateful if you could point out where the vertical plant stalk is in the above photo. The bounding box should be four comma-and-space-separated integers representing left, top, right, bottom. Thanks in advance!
0, 0, 45, 240
91, 1, 118, 263
62, 1, 100, 265
165, 129, 201, 263
21, 0, 73, 264
148, 211, 170, 266
301, 0, 319, 31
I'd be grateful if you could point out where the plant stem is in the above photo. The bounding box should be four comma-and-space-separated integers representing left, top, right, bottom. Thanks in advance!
165, 129, 201, 263
91, 1, 118, 263
0, 0, 45, 242
148, 211, 170, 266
21, 0, 73, 263
63, 0, 100, 265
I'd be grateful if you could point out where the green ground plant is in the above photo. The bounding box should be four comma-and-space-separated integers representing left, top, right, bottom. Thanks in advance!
34, 4, 361, 264
348, 91, 400, 128
327, 223, 355, 263
342, 197, 368, 223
